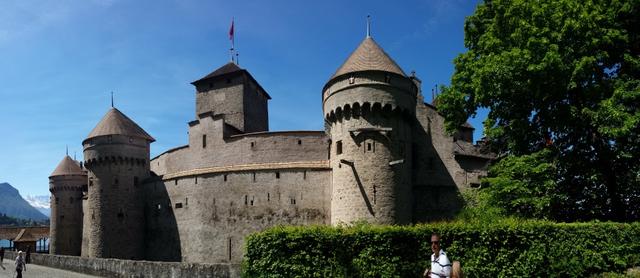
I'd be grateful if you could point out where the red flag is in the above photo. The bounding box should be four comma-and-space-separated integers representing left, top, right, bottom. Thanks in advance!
229, 19, 234, 41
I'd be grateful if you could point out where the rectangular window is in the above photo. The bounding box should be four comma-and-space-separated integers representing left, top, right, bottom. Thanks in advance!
134, 176, 139, 186
195, 176, 198, 184
276, 172, 280, 179
202, 134, 207, 148
252, 172, 256, 182
113, 177, 119, 186
224, 174, 228, 182
336, 140, 343, 155
175, 179, 178, 185
367, 142, 372, 151
175, 203, 183, 209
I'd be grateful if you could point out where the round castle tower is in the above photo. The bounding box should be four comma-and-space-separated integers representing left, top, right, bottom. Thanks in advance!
49, 155, 87, 256
323, 36, 417, 225
82, 108, 154, 259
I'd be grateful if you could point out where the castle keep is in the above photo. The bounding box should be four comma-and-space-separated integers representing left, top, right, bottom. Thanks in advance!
49, 35, 492, 263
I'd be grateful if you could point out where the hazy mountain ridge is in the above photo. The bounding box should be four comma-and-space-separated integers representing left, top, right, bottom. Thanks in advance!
26, 195, 51, 217
0, 182, 49, 220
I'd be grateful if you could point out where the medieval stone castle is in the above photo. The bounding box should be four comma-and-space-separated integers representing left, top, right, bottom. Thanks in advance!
48, 34, 492, 263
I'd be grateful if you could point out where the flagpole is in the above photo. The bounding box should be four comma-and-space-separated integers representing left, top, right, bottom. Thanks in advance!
230, 17, 235, 63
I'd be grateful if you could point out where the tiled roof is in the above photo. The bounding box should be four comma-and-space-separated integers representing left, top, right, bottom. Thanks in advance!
50, 155, 86, 177
13, 229, 40, 242
190, 62, 272, 99
85, 108, 155, 142
331, 37, 406, 80
192, 62, 242, 84
453, 141, 495, 160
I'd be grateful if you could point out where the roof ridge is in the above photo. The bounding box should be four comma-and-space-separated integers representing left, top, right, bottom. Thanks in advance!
50, 155, 86, 177
330, 37, 406, 80
85, 108, 154, 142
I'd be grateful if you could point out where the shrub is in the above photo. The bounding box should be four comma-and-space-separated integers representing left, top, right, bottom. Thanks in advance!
244, 221, 640, 277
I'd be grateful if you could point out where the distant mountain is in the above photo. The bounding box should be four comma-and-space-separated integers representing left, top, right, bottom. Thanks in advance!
0, 182, 48, 220
26, 195, 51, 217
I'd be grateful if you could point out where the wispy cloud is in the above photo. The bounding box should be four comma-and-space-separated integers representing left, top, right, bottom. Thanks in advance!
421, 0, 467, 35
0, 1, 74, 45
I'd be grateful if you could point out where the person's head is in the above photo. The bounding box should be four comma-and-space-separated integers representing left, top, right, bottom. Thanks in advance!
430, 233, 441, 254
18, 251, 22, 257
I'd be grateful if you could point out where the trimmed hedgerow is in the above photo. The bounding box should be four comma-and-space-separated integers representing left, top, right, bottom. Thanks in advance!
243, 221, 640, 277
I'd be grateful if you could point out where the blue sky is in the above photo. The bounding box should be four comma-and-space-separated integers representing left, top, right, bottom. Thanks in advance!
0, 0, 485, 197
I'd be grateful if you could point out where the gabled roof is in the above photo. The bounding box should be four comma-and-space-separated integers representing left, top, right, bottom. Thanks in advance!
192, 62, 242, 84
330, 37, 406, 80
85, 108, 155, 142
50, 155, 86, 177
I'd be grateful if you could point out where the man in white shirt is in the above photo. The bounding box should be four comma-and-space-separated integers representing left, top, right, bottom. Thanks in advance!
424, 233, 452, 278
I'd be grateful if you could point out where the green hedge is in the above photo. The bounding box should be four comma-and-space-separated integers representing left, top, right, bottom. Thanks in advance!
243, 221, 640, 277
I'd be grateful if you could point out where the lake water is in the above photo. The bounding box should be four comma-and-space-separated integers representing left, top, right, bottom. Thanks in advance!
1, 239, 49, 252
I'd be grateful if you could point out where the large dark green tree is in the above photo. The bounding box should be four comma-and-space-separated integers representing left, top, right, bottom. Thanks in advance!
439, 0, 640, 221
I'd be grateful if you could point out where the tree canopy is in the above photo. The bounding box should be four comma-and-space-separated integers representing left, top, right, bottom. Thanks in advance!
438, 0, 640, 221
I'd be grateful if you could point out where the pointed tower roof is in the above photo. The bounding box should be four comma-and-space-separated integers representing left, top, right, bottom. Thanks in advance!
192, 62, 242, 84
330, 37, 406, 80
190, 62, 272, 99
50, 155, 86, 177
85, 108, 155, 142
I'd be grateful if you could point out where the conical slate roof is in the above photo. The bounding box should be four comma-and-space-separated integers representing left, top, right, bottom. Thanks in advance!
330, 37, 406, 80
50, 155, 86, 177
85, 108, 155, 142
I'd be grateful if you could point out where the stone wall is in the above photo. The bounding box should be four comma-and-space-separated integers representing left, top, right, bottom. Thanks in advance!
5, 250, 240, 278
142, 167, 331, 264
83, 134, 151, 259
153, 119, 329, 176
412, 102, 468, 221
49, 175, 85, 256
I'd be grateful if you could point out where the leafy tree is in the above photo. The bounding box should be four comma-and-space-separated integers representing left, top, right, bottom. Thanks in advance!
482, 149, 558, 219
438, 0, 640, 221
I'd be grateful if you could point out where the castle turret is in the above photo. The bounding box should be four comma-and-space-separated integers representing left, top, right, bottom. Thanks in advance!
82, 108, 154, 259
191, 62, 271, 133
323, 36, 417, 225
49, 155, 86, 256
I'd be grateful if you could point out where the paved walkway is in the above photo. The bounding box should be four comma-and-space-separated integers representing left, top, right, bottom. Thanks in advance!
0, 262, 101, 278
